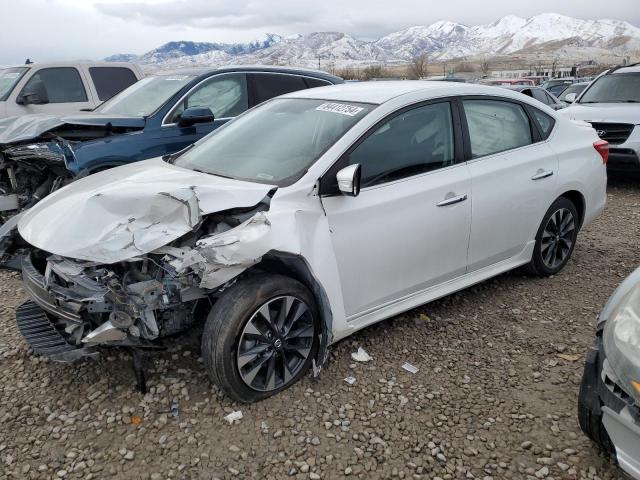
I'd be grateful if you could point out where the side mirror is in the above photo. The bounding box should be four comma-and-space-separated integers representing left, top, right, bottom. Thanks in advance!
17, 80, 49, 105
564, 93, 577, 104
336, 164, 361, 197
178, 107, 215, 127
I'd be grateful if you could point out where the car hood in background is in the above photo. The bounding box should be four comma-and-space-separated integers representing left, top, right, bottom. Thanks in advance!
0, 113, 146, 145
18, 158, 274, 263
559, 103, 640, 125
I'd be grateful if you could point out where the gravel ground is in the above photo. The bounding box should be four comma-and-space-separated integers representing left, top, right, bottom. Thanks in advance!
1, 177, 639, 480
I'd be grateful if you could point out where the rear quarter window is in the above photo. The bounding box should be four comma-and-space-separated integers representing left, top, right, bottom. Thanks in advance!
89, 67, 138, 101
530, 108, 556, 140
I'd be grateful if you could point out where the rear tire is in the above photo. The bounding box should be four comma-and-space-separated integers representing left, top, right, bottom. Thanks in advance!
202, 273, 319, 403
526, 197, 579, 276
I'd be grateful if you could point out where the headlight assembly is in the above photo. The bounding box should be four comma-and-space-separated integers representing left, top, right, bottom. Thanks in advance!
603, 283, 640, 404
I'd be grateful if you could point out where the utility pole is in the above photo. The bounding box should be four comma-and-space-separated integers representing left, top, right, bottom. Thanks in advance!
318, 55, 321, 69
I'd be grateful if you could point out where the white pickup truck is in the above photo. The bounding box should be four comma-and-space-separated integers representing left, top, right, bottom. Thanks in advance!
0, 61, 143, 118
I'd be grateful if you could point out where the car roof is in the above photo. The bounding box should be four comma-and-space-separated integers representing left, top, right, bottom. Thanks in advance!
281, 80, 533, 105
610, 64, 640, 74
3, 61, 137, 69
500, 85, 540, 92
153, 65, 342, 83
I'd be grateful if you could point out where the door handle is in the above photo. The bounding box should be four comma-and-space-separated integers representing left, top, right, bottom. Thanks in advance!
436, 193, 468, 207
531, 170, 554, 180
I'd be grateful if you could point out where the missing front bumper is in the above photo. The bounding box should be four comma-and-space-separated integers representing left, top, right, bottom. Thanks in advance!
15, 300, 97, 362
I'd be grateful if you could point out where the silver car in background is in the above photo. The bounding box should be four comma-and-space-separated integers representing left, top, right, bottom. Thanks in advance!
579, 268, 640, 479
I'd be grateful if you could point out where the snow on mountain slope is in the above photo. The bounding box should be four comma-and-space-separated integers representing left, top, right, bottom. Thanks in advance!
107, 13, 640, 68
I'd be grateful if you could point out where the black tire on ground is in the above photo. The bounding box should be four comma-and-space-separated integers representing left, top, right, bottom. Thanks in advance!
526, 196, 580, 276
202, 273, 319, 403
577, 372, 616, 455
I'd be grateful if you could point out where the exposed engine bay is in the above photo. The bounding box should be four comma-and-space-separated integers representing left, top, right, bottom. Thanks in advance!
22, 199, 272, 351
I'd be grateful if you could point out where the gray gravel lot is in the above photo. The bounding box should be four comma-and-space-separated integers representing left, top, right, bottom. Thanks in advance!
1, 177, 639, 480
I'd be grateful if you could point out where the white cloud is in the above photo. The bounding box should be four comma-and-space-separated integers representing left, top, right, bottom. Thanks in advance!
0, 0, 638, 64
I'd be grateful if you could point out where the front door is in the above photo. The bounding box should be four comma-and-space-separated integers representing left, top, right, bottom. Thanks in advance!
7, 67, 94, 116
321, 101, 472, 318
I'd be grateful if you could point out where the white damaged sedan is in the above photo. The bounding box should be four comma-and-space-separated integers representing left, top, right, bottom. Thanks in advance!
16, 82, 607, 402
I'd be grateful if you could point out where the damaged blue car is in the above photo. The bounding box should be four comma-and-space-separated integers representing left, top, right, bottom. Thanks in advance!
0, 66, 342, 266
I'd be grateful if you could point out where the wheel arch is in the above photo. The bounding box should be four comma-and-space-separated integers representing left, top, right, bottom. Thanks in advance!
559, 189, 586, 228
247, 250, 333, 371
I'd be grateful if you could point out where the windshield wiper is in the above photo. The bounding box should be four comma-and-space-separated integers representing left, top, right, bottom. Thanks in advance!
163, 144, 195, 164
190, 167, 236, 180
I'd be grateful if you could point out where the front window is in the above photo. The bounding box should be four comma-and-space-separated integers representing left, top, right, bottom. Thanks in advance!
167, 73, 248, 123
0, 67, 29, 101
21, 67, 87, 103
579, 73, 640, 104
174, 98, 374, 186
96, 75, 195, 116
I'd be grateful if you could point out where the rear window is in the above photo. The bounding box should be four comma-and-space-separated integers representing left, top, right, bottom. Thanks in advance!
304, 77, 333, 88
89, 67, 138, 101
463, 100, 533, 158
252, 73, 308, 104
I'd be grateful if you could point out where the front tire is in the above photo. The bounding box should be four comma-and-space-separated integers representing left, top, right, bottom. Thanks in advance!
578, 368, 615, 455
526, 197, 579, 276
202, 273, 319, 403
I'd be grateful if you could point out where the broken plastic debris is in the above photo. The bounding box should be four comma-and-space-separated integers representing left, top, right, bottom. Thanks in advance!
351, 347, 372, 362
344, 376, 357, 385
224, 410, 243, 424
130, 415, 143, 426
402, 362, 419, 374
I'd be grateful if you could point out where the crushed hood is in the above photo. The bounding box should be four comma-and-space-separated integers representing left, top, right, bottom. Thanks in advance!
559, 103, 640, 125
0, 113, 146, 145
18, 158, 274, 263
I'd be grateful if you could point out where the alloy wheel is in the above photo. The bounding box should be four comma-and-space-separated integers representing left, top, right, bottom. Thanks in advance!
236, 296, 314, 392
541, 207, 575, 270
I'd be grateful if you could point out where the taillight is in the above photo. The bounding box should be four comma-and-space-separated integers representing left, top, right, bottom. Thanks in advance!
593, 140, 609, 165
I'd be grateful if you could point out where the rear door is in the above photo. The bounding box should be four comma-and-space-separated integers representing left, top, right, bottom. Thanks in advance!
462, 98, 559, 272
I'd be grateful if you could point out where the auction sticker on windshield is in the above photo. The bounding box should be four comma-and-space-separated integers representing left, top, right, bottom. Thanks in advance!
316, 102, 365, 116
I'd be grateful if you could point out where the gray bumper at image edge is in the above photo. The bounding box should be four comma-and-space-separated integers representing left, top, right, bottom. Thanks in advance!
603, 406, 640, 479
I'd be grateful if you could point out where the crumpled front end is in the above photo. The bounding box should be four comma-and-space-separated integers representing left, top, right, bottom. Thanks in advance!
17, 207, 274, 360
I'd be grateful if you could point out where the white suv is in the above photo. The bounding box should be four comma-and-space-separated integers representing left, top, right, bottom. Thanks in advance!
559, 64, 640, 172
0, 62, 143, 118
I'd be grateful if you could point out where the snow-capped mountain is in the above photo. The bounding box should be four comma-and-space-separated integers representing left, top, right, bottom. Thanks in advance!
106, 13, 640, 69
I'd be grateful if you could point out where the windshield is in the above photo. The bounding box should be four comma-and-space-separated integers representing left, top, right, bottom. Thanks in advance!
579, 73, 640, 103
0, 67, 28, 101
96, 74, 195, 116
174, 98, 374, 186
558, 84, 587, 102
